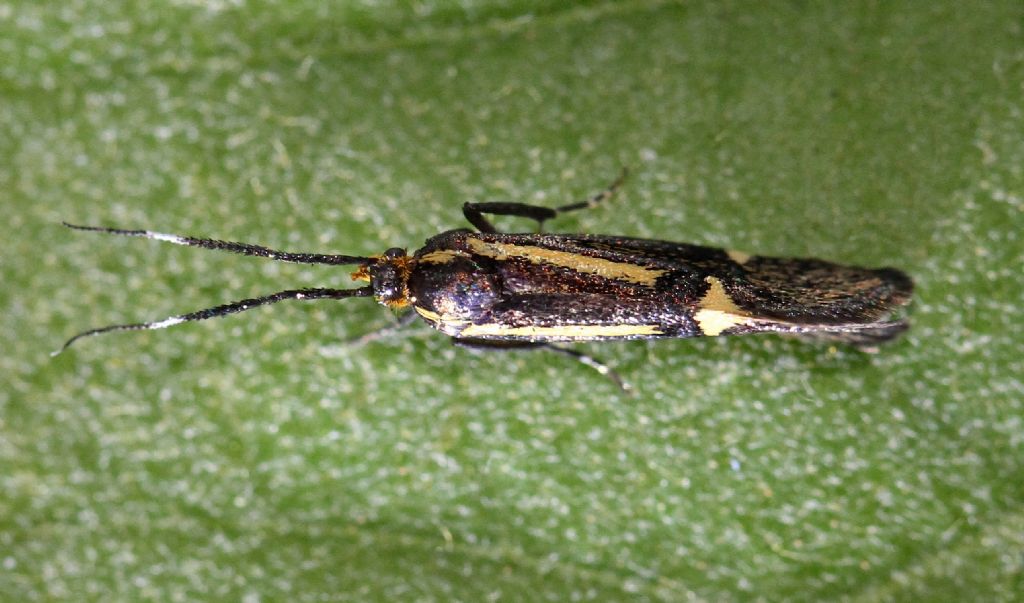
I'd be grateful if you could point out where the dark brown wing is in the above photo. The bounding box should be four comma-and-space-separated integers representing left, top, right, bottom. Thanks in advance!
415, 231, 913, 344
533, 234, 915, 341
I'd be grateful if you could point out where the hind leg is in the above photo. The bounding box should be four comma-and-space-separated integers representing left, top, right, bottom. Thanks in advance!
462, 168, 628, 233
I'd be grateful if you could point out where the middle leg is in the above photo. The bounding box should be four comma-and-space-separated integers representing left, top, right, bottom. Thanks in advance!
452, 337, 631, 392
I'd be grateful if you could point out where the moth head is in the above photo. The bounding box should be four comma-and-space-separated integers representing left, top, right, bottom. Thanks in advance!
352, 247, 413, 308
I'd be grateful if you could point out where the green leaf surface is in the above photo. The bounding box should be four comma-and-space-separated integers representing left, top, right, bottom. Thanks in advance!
3, 1, 1022, 600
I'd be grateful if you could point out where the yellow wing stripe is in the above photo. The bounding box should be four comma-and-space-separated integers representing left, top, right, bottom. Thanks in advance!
466, 237, 666, 285
459, 323, 663, 339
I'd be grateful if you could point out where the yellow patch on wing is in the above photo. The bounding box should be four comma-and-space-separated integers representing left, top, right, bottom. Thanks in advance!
414, 306, 468, 332
459, 323, 662, 339
414, 306, 463, 324
466, 237, 666, 285
413, 306, 442, 323
419, 250, 463, 264
694, 276, 753, 336
726, 249, 752, 264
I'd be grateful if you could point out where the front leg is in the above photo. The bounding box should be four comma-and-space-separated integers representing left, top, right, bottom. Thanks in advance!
348, 310, 420, 346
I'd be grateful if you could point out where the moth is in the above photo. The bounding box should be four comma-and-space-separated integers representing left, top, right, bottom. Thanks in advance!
58, 171, 913, 389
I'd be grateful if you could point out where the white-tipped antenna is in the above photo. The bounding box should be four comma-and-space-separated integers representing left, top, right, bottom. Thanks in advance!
55, 223, 381, 355
53, 287, 374, 356
61, 223, 374, 265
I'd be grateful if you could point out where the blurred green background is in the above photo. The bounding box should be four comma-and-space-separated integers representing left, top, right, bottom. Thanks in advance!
3, 1, 1023, 600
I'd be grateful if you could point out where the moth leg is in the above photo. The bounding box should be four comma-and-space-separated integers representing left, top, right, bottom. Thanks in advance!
462, 168, 628, 234
319, 311, 423, 358
554, 167, 629, 214
452, 338, 631, 392
348, 310, 420, 346
541, 343, 632, 393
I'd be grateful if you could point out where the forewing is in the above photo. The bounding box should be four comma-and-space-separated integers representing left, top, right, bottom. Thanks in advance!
546, 234, 915, 335
459, 233, 913, 342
